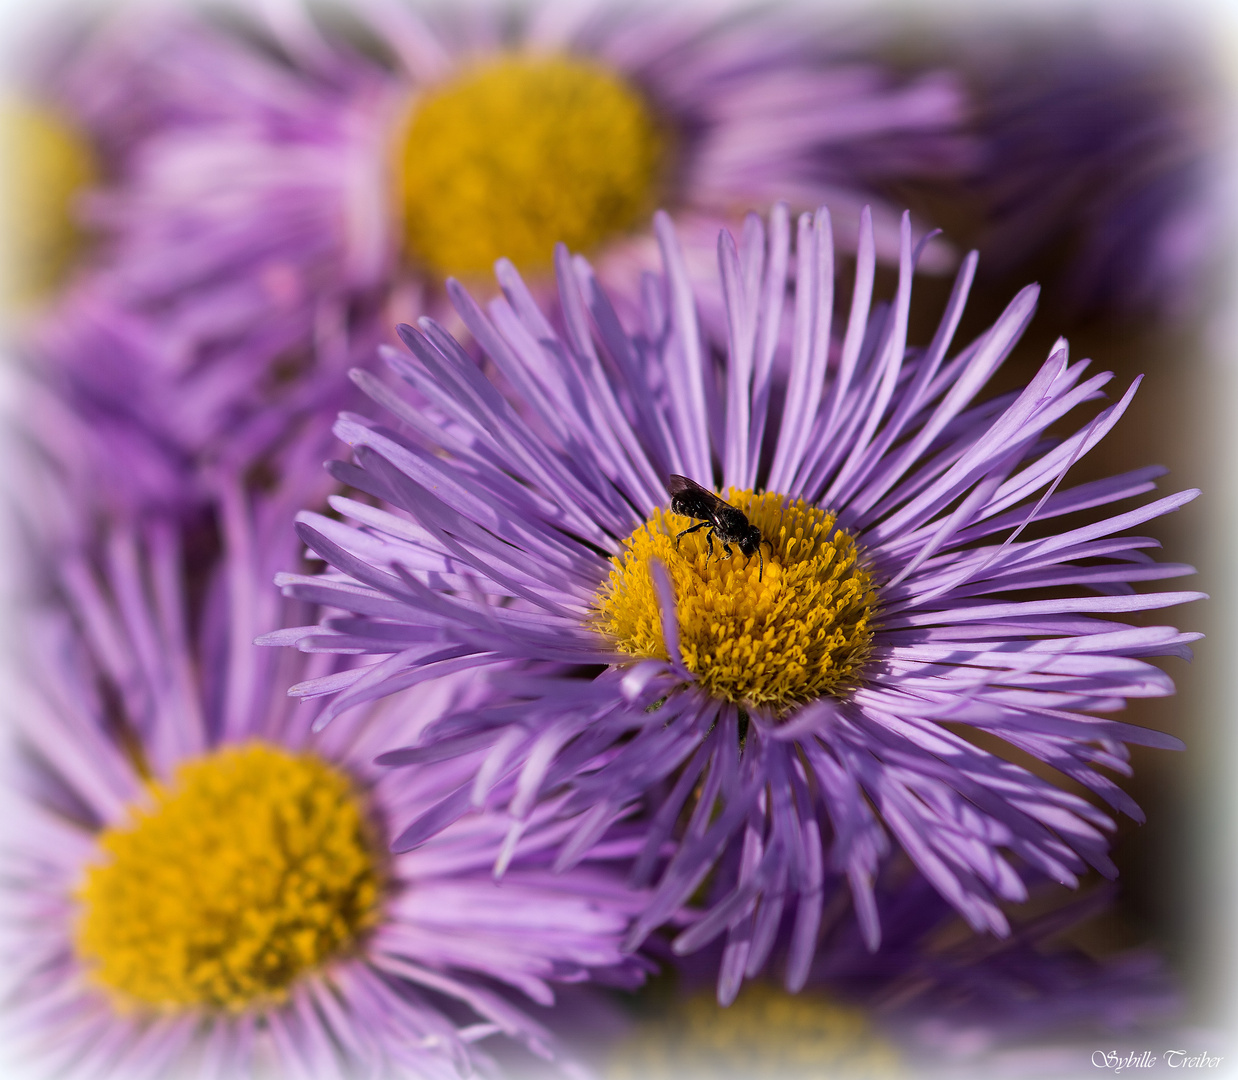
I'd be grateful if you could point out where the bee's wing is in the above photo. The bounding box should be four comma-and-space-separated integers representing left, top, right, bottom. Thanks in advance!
667, 474, 711, 498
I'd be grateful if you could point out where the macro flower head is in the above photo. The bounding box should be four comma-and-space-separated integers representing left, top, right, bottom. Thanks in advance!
12, 0, 971, 517
28, 0, 969, 425
274, 201, 1201, 1003
0, 475, 650, 1078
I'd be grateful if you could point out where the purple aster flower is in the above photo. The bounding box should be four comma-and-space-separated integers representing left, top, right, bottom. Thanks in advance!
607, 876, 1178, 1077
0, 476, 649, 1078
0, 98, 98, 311
16, 294, 362, 518
802, 876, 1178, 1051
272, 203, 1201, 1001
51, 0, 968, 351
1, 11, 378, 514
15, 0, 969, 511
0, 6, 219, 311
965, 23, 1224, 319
10, 370, 200, 530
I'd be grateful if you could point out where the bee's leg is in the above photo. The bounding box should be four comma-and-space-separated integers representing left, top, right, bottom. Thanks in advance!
675, 521, 710, 548
705, 529, 715, 558
720, 541, 733, 561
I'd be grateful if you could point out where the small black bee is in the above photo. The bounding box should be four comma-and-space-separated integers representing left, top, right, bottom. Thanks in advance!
668, 474, 771, 581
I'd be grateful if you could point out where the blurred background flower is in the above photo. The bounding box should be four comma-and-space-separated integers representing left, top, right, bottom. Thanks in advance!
0, 468, 652, 1078
602, 872, 1179, 1080
910, 16, 1226, 325
967, 28, 1220, 322
0, 98, 97, 309
3, 0, 973, 527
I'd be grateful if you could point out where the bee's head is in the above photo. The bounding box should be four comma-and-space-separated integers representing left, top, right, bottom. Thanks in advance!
737, 527, 763, 558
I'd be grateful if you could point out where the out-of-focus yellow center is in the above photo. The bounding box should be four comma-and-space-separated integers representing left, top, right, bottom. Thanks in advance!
0, 101, 97, 306
75, 743, 382, 1012
597, 490, 877, 713
608, 984, 902, 1079
397, 54, 664, 276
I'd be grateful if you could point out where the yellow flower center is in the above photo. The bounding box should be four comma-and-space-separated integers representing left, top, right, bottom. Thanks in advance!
608, 984, 902, 1079
0, 100, 97, 306
397, 54, 664, 277
597, 490, 877, 713
75, 743, 382, 1012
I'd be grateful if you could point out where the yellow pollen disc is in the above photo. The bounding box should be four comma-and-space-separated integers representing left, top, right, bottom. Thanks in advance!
397, 54, 664, 276
75, 742, 382, 1012
608, 984, 903, 1079
597, 490, 878, 714
0, 100, 97, 307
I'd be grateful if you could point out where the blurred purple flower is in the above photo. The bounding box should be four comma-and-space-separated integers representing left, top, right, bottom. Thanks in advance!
17, 291, 362, 519
33, 0, 969, 443
616, 874, 1178, 1076
0, 476, 649, 1079
271, 203, 1201, 1000
811, 876, 1178, 1050
13, 0, 972, 517
969, 25, 1223, 319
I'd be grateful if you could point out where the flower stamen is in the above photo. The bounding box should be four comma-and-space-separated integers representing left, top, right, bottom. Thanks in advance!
397, 54, 664, 276
1, 101, 97, 305
598, 490, 878, 713
608, 984, 902, 1078
75, 743, 382, 1012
